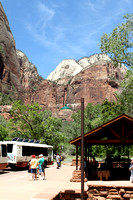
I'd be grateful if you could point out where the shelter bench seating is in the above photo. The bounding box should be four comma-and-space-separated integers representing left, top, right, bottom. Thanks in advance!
98, 170, 110, 181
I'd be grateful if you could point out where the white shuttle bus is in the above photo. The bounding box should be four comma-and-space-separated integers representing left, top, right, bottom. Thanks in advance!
0, 141, 8, 170
5, 139, 53, 168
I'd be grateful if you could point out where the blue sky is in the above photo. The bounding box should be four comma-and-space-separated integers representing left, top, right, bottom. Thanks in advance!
1, 0, 133, 79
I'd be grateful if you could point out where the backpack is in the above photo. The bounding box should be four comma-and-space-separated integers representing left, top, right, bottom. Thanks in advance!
42, 160, 47, 168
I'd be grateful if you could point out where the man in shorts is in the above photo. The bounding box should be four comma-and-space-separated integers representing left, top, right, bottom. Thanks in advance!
38, 154, 45, 180
30, 155, 38, 180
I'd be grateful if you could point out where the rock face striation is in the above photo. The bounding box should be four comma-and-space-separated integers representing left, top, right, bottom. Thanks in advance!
0, 3, 23, 98
0, 2, 127, 121
46, 56, 126, 119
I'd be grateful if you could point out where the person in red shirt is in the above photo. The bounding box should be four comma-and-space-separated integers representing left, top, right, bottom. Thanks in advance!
30, 155, 38, 180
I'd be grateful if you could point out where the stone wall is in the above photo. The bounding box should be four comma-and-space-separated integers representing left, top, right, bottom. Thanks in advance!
39, 184, 133, 200
87, 183, 133, 200
70, 170, 87, 182
59, 189, 88, 200
52, 189, 88, 200
71, 159, 81, 166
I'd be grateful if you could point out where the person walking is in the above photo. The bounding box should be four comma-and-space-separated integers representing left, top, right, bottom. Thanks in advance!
59, 154, 62, 167
129, 158, 133, 183
30, 155, 38, 180
56, 153, 60, 169
38, 154, 46, 180
36, 156, 40, 177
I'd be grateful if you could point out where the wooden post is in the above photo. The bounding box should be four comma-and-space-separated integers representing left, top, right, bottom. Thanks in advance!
76, 145, 78, 170
81, 98, 84, 200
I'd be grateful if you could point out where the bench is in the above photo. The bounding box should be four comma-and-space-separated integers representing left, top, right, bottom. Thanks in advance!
98, 170, 110, 181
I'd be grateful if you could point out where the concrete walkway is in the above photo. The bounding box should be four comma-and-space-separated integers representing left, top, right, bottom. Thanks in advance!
1, 163, 133, 200
31, 163, 88, 200
0, 163, 87, 200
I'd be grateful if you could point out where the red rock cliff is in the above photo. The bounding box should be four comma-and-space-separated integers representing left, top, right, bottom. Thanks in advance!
0, 3, 126, 121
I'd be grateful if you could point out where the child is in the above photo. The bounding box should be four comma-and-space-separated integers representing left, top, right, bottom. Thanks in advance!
129, 158, 133, 183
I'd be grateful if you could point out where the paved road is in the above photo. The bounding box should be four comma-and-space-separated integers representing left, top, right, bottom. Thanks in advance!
0, 164, 87, 200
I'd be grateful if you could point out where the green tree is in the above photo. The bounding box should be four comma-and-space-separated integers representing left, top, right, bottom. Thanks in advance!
63, 103, 103, 143
9, 101, 64, 152
116, 70, 133, 116
40, 113, 65, 152
9, 101, 42, 139
0, 92, 14, 105
100, 99, 123, 123
100, 13, 133, 69
100, 13, 133, 117
0, 116, 9, 140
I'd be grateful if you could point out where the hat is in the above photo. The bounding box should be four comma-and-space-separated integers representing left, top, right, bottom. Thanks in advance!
39, 154, 43, 157
31, 155, 36, 158
131, 158, 133, 161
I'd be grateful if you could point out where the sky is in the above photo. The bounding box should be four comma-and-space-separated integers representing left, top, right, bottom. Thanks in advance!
1, 0, 133, 79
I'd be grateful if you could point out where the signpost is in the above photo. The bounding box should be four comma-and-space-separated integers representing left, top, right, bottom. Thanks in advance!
81, 98, 84, 200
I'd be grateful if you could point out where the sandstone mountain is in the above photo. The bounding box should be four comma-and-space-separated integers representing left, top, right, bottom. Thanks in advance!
0, 2, 126, 121
47, 54, 126, 83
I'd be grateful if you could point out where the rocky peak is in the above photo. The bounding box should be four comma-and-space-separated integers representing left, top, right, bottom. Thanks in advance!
47, 59, 82, 82
16, 50, 43, 89
47, 54, 126, 83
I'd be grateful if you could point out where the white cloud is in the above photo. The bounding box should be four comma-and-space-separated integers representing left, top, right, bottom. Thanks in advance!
37, 2, 55, 25
25, 0, 132, 61
25, 1, 57, 46
84, 0, 108, 12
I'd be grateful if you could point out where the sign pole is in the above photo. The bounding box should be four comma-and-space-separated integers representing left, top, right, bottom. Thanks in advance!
81, 98, 84, 200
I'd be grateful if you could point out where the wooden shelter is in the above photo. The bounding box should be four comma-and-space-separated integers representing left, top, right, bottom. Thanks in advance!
69, 113, 133, 180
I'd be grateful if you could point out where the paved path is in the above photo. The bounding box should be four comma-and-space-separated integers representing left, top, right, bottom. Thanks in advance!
0, 163, 87, 200
0, 163, 133, 200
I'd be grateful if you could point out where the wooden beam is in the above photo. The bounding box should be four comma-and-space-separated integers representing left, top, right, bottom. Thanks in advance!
85, 140, 121, 144
122, 120, 124, 137
124, 140, 133, 144
127, 130, 133, 139
110, 128, 120, 139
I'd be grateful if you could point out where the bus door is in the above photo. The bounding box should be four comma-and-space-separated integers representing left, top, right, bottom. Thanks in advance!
48, 148, 53, 164
0, 144, 7, 169
17, 145, 23, 161
7, 143, 16, 163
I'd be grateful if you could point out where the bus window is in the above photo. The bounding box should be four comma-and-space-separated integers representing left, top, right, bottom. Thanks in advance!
26, 146, 31, 156
2, 145, 7, 157
7, 144, 13, 153
48, 149, 52, 156
36, 147, 39, 156
22, 146, 26, 156
30, 147, 36, 155
42, 148, 48, 156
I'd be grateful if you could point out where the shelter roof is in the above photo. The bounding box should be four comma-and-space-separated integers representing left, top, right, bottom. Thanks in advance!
69, 113, 133, 146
